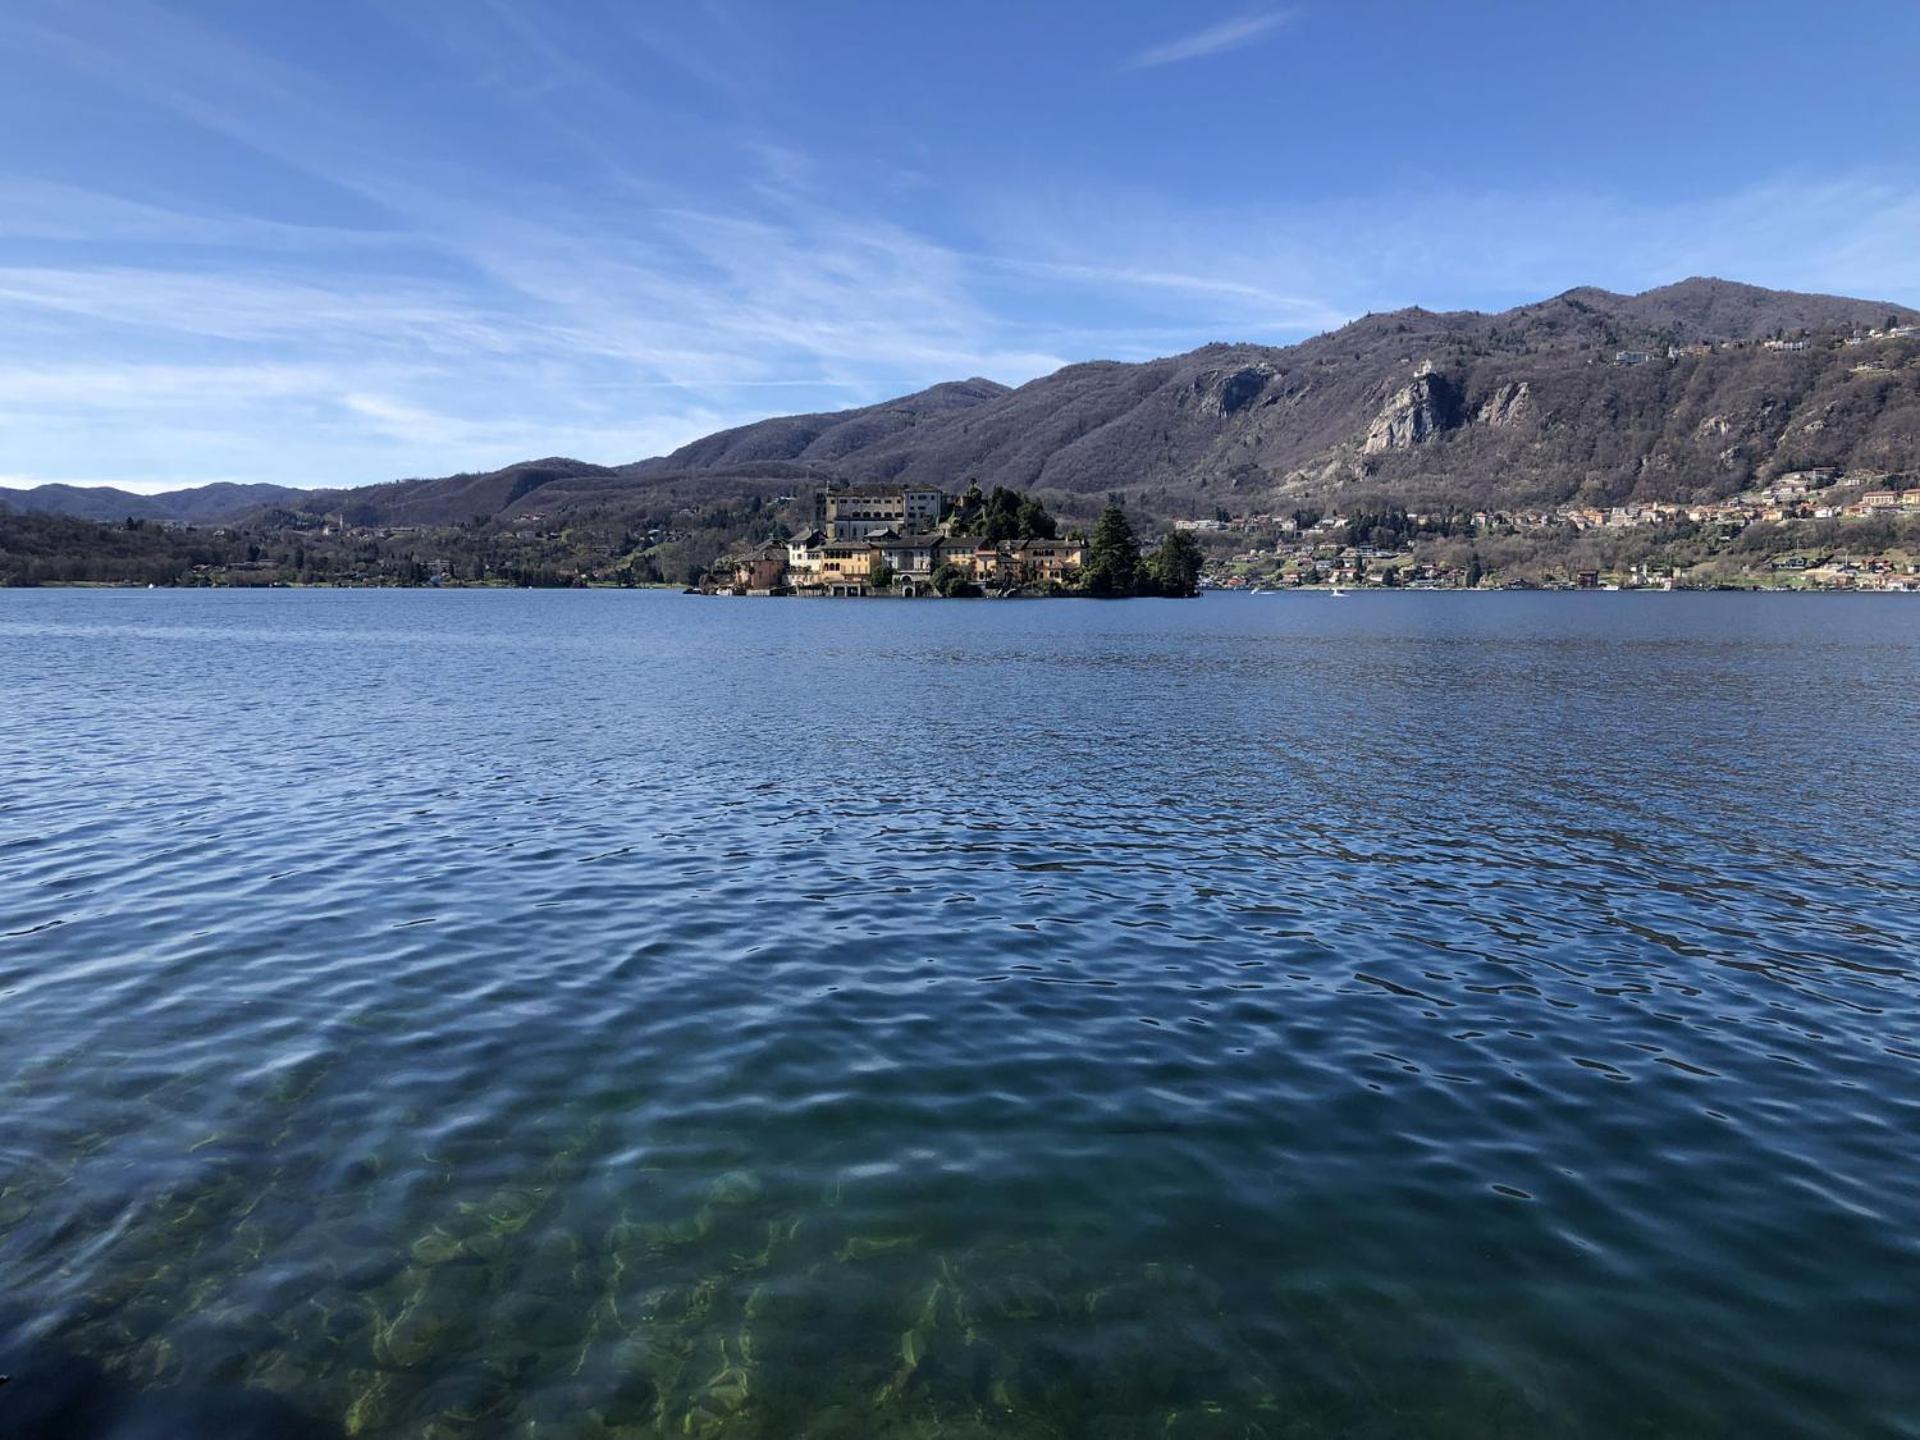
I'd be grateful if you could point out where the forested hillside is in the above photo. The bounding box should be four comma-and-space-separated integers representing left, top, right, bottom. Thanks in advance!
5, 279, 1915, 543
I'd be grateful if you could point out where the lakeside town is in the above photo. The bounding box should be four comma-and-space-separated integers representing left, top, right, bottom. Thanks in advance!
1187, 468, 1920, 592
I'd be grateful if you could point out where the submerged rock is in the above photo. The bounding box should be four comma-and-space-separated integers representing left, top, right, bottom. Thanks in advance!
642, 1212, 713, 1250
410, 1229, 464, 1267
499, 1292, 590, 1351
343, 1369, 406, 1436
680, 1361, 751, 1436
376, 1263, 488, 1368
601, 1365, 660, 1428
976, 1273, 1054, 1322
477, 1187, 545, 1236
705, 1171, 766, 1208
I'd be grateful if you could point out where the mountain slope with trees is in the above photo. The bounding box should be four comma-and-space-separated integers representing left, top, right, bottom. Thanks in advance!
5, 279, 1916, 532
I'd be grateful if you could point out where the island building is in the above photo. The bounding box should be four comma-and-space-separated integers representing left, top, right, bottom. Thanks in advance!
785, 529, 827, 572
712, 482, 1084, 596
814, 483, 946, 539
819, 535, 876, 594
725, 540, 789, 592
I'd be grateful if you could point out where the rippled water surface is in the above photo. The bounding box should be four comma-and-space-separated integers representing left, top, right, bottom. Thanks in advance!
2, 589, 1917, 1439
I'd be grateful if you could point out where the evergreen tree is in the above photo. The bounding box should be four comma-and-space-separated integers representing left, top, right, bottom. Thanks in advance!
1083, 503, 1141, 596
1015, 495, 1057, 540
980, 487, 1023, 544
1143, 530, 1203, 597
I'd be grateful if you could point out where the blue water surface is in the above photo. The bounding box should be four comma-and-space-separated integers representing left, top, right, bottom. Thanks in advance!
1, 589, 1916, 1439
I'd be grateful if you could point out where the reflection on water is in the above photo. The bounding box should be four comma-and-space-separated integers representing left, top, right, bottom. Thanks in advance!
2, 590, 1917, 1438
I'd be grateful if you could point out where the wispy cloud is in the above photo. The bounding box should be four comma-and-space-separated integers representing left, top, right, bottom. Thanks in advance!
1123, 10, 1290, 70
4, 1, 1918, 496
0, 266, 543, 357
962, 170, 1920, 339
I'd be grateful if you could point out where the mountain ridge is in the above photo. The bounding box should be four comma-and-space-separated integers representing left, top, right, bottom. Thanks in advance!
5, 278, 1916, 527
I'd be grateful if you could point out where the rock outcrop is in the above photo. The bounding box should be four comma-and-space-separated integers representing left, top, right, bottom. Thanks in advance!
1192, 364, 1274, 417
1364, 361, 1460, 453
1475, 380, 1532, 429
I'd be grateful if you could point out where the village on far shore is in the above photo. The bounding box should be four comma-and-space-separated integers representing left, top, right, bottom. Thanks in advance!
1188, 468, 1920, 593
703, 482, 1202, 599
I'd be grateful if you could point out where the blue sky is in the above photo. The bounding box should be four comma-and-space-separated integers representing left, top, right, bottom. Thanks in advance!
3, 1, 1918, 493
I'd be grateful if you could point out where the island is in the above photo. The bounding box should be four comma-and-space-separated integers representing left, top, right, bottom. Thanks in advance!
703, 483, 1202, 598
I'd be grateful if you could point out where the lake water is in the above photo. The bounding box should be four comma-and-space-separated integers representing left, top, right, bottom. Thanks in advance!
1, 589, 1916, 1439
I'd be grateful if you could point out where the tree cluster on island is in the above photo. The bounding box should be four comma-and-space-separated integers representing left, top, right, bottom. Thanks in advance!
946, 484, 1058, 544
945, 489, 1203, 598
1080, 502, 1204, 598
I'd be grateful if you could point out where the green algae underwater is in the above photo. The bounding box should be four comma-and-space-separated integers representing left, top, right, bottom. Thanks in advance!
0, 1135, 1552, 1440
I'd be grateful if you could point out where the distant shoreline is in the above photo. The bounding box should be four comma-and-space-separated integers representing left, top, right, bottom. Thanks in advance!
7, 580, 1914, 597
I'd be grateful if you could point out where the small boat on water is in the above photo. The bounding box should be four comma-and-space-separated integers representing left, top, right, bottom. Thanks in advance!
1329, 585, 1348, 597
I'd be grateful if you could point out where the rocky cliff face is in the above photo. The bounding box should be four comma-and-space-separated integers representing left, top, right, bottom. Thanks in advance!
1475, 380, 1532, 429
1192, 364, 1275, 417
1363, 361, 1461, 453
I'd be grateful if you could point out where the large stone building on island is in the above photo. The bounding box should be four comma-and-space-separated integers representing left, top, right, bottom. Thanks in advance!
813, 483, 946, 540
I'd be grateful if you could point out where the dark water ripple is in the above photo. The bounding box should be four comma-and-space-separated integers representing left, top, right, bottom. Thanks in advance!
1, 589, 1917, 1439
